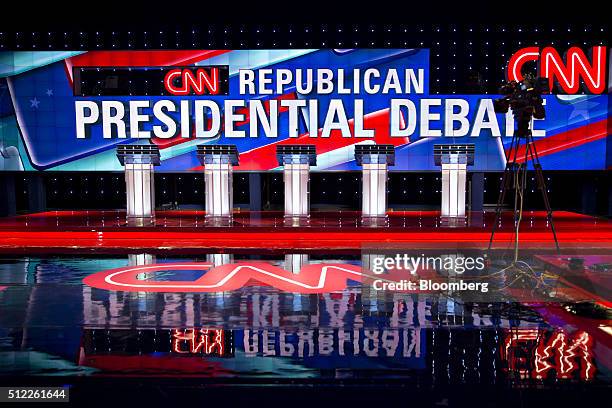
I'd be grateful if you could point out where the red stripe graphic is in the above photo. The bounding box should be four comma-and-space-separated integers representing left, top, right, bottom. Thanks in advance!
68, 50, 231, 68
64, 50, 231, 85
507, 119, 608, 163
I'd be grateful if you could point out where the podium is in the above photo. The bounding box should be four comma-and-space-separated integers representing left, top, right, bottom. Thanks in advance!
117, 145, 160, 220
434, 144, 475, 219
355, 144, 395, 226
197, 145, 239, 225
276, 145, 316, 224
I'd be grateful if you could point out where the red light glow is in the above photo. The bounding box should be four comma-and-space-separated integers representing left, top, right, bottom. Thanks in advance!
503, 329, 596, 381
172, 328, 225, 355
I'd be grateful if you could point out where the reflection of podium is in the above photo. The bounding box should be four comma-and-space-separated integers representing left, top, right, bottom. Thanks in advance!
128, 253, 156, 266
434, 144, 475, 219
206, 253, 233, 267
197, 145, 239, 225
276, 145, 316, 224
117, 145, 160, 220
355, 144, 395, 226
284, 253, 309, 274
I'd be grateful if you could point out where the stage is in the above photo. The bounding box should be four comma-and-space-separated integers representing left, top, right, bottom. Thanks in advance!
0, 210, 609, 251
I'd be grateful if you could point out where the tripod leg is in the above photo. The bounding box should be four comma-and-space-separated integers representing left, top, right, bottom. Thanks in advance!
527, 133, 560, 252
512, 137, 531, 263
488, 134, 518, 251
488, 165, 510, 250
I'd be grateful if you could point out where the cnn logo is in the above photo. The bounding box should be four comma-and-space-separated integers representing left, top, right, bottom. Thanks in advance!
508, 46, 607, 94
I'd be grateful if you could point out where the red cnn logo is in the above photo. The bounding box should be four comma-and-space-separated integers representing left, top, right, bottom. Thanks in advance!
164, 67, 220, 95
507, 46, 607, 94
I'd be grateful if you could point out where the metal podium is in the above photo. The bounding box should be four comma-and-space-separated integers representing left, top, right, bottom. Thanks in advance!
434, 144, 475, 220
197, 145, 239, 225
276, 145, 316, 225
355, 144, 395, 226
117, 144, 160, 222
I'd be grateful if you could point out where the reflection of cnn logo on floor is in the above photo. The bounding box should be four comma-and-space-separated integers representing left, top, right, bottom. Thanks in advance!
503, 329, 596, 380
84, 262, 370, 294
172, 329, 229, 356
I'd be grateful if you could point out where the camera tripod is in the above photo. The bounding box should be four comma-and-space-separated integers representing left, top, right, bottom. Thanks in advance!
488, 123, 560, 262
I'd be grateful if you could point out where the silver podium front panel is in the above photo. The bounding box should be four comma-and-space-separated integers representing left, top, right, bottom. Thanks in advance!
204, 161, 234, 219
440, 154, 467, 218
124, 162, 155, 218
362, 162, 388, 219
283, 162, 310, 219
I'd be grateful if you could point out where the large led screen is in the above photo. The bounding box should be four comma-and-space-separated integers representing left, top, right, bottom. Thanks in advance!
0, 49, 609, 171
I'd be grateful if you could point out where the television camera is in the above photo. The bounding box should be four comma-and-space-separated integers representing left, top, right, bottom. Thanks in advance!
493, 75, 549, 137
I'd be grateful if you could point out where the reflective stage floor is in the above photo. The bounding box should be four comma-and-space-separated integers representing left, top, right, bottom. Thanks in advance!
0, 210, 610, 251
0, 250, 610, 406
0, 210, 610, 405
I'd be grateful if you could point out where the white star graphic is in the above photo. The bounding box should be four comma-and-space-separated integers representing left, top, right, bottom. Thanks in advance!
30, 97, 40, 109
46, 89, 53, 96
568, 97, 599, 121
